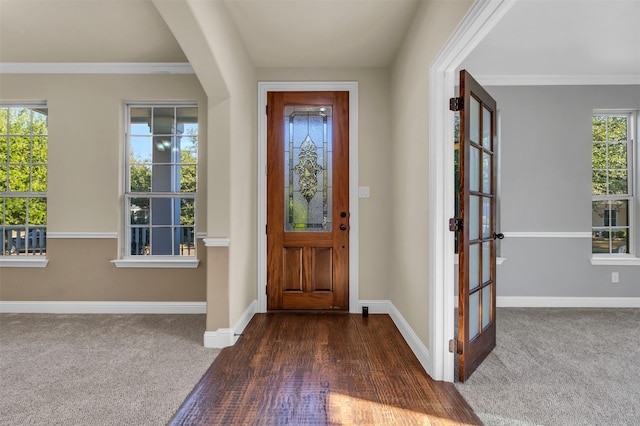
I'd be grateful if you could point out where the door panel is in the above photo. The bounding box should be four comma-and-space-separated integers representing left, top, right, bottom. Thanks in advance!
456, 70, 499, 381
267, 91, 349, 310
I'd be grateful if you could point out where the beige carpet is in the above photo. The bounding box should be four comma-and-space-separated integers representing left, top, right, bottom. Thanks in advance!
455, 308, 640, 426
0, 314, 219, 425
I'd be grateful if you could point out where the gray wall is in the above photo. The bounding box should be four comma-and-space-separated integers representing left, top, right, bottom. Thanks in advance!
491, 85, 640, 297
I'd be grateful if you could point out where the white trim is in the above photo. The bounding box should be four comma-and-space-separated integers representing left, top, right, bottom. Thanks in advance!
388, 302, 432, 377
203, 300, 257, 348
0, 257, 48, 268
357, 300, 391, 314
471, 74, 640, 87
502, 231, 592, 238
0, 301, 206, 314
257, 82, 359, 313
497, 296, 640, 308
590, 256, 640, 266
111, 258, 199, 268
233, 300, 258, 337
203, 329, 237, 348
46, 232, 118, 239
0, 62, 194, 74
355, 300, 432, 377
204, 237, 230, 247
429, 0, 517, 383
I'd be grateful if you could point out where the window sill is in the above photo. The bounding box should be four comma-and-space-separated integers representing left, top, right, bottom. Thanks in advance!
111, 258, 200, 269
0, 257, 49, 268
590, 256, 640, 266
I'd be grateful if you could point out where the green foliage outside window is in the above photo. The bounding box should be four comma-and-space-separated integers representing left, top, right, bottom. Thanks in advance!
591, 113, 633, 254
128, 133, 197, 226
592, 115, 628, 196
0, 107, 48, 227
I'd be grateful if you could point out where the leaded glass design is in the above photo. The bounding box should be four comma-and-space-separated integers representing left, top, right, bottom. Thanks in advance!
284, 106, 332, 232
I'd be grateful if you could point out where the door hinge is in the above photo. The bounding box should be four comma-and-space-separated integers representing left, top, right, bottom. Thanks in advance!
266, 105, 268, 115
449, 217, 463, 232
449, 339, 463, 355
265, 224, 268, 234
449, 97, 463, 112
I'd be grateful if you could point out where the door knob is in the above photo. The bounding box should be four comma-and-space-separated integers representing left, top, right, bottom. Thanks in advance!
340, 224, 348, 231
493, 232, 504, 240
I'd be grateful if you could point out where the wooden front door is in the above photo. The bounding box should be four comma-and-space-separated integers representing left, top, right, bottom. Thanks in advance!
266, 91, 349, 310
455, 70, 501, 381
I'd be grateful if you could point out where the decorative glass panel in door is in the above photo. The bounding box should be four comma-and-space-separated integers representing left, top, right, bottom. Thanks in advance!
284, 106, 332, 232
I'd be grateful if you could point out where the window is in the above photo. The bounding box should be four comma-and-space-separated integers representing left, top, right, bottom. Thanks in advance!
125, 104, 198, 258
1, 104, 48, 257
592, 111, 635, 255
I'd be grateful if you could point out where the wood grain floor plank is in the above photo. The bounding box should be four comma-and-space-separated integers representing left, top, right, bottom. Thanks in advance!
170, 313, 481, 425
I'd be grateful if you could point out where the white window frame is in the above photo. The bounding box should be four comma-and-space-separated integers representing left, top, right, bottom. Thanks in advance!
113, 102, 199, 269
591, 110, 639, 265
0, 102, 49, 268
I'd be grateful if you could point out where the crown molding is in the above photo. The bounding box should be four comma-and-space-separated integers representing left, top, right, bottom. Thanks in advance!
460, 74, 640, 86
0, 62, 194, 75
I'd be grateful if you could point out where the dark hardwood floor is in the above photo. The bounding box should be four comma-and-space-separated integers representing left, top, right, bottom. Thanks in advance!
170, 313, 481, 425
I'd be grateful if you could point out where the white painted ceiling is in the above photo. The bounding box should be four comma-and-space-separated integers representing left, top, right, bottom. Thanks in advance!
223, 0, 420, 68
0, 0, 638, 81
0, 0, 187, 63
460, 0, 640, 81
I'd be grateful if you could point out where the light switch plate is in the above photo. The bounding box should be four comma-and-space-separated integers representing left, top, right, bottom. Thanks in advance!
358, 186, 370, 198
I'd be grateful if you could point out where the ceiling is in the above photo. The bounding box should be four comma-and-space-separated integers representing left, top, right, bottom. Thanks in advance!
223, 0, 420, 68
0, 0, 187, 63
0, 0, 638, 81
461, 0, 640, 82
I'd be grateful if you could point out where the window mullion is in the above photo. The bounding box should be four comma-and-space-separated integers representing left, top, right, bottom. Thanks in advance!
124, 103, 198, 259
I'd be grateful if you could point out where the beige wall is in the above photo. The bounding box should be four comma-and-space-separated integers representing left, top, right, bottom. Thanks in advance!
257, 68, 393, 301
0, 73, 207, 234
1, 0, 477, 357
155, 0, 258, 329
390, 0, 473, 347
0, 73, 208, 301
1, 239, 206, 301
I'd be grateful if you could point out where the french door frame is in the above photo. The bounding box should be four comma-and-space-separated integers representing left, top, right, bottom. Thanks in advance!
257, 82, 359, 313
429, 0, 514, 382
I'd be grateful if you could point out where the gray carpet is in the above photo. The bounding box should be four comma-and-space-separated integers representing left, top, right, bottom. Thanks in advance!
455, 308, 640, 426
0, 314, 219, 425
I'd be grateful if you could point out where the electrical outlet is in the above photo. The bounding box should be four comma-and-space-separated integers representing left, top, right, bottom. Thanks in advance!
612, 272, 619, 283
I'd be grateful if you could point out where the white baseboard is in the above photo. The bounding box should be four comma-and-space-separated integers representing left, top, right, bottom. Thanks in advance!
0, 301, 207, 314
233, 299, 258, 337
357, 299, 391, 314
203, 328, 236, 348
203, 299, 258, 349
387, 302, 433, 377
358, 300, 432, 377
497, 296, 640, 308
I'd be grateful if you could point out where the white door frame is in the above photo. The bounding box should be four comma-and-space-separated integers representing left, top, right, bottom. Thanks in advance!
257, 82, 359, 313
429, 0, 515, 382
